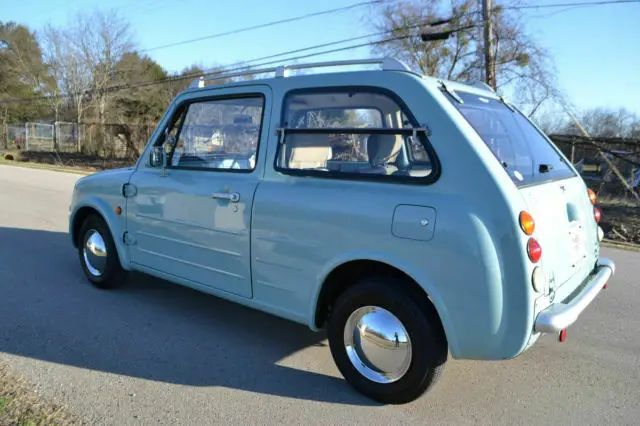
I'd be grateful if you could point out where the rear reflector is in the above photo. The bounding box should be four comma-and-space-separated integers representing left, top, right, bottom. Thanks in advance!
604, 282, 608, 289
527, 238, 542, 263
531, 266, 547, 293
559, 329, 567, 342
594, 207, 602, 223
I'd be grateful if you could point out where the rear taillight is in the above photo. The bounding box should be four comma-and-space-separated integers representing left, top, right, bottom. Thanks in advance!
519, 211, 535, 235
594, 207, 602, 223
588, 188, 597, 204
527, 238, 542, 263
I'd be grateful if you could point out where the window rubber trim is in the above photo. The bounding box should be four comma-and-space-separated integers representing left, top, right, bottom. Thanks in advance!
273, 85, 441, 185
159, 92, 267, 175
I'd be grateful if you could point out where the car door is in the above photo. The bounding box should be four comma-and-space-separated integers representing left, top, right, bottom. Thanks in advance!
126, 85, 271, 298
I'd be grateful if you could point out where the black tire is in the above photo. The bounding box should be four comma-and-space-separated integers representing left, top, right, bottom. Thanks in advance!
77, 214, 127, 289
328, 277, 447, 404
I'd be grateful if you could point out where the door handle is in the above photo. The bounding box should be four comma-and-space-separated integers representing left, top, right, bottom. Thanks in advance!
212, 192, 240, 203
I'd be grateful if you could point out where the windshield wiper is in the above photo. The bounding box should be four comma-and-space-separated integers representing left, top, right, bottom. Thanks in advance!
539, 164, 553, 173
439, 81, 463, 104
499, 95, 516, 112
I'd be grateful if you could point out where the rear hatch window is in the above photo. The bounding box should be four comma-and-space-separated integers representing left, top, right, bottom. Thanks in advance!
444, 90, 575, 186
445, 88, 596, 288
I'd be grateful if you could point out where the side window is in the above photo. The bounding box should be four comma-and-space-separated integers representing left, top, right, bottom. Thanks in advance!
167, 96, 264, 171
276, 89, 435, 180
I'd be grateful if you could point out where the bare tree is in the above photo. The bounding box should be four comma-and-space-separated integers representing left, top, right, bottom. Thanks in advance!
40, 9, 134, 126
40, 26, 66, 123
41, 24, 92, 125
563, 107, 640, 138
531, 105, 567, 135
70, 9, 134, 126
370, 0, 564, 116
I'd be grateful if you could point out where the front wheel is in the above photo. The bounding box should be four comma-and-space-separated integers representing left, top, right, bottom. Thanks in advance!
77, 214, 127, 289
328, 277, 447, 404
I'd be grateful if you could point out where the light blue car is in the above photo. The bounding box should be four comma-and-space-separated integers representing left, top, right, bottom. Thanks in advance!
68, 58, 615, 404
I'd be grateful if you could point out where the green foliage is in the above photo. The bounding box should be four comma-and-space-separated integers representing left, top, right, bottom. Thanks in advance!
0, 395, 7, 414
515, 53, 530, 67
112, 52, 169, 123
0, 21, 49, 121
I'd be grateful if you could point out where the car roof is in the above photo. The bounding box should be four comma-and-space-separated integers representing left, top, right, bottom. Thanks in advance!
177, 57, 498, 100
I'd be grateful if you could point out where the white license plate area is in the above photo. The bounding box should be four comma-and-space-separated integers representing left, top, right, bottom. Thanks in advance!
568, 221, 586, 267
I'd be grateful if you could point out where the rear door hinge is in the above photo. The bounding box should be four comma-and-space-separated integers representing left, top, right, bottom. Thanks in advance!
123, 232, 136, 246
122, 183, 137, 197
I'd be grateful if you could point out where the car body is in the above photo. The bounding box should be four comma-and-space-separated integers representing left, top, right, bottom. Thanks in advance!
69, 57, 615, 403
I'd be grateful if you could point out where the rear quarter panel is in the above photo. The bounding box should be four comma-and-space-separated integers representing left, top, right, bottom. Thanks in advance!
251, 72, 536, 360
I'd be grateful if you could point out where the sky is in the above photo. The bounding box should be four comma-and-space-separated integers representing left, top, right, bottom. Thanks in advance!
3, 0, 640, 115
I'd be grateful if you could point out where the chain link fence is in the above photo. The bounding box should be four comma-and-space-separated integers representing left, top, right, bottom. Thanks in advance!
28, 123, 55, 151
4, 125, 26, 150
4, 123, 635, 199
55, 122, 84, 153
4, 123, 55, 151
2, 121, 156, 159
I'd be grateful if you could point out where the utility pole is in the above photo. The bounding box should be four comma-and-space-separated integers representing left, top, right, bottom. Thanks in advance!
482, 0, 496, 90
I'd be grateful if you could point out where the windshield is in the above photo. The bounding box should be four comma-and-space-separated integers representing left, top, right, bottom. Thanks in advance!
445, 90, 575, 186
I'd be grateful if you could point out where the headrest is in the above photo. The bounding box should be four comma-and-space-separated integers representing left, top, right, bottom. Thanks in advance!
366, 134, 403, 166
285, 134, 332, 169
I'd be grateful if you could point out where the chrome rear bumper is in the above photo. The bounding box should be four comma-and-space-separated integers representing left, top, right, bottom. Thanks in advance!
534, 258, 615, 334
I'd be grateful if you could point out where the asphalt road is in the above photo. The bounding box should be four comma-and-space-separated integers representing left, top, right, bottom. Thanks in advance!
1, 164, 639, 425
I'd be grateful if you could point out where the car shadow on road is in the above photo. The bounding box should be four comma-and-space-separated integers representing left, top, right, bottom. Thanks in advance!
0, 226, 378, 406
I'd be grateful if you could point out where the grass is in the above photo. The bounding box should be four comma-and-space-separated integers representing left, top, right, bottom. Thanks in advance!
1, 150, 134, 174
0, 363, 78, 425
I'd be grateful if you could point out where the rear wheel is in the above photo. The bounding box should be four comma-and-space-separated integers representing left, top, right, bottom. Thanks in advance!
328, 277, 447, 404
77, 215, 127, 289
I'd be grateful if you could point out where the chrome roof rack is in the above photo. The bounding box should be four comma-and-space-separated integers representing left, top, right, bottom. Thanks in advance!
190, 57, 412, 88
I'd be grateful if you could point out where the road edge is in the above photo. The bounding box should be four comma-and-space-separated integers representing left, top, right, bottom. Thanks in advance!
0, 160, 93, 176
601, 239, 640, 252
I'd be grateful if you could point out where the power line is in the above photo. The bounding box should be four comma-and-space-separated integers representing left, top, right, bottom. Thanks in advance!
0, 34, 405, 104
503, 0, 640, 10
126, 0, 174, 15
4, 15, 479, 105
138, 0, 384, 53
23, 0, 631, 103
111, 34, 418, 91
206, 30, 403, 71
31, 0, 81, 18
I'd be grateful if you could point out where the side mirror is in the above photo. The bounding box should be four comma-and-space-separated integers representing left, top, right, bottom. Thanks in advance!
150, 145, 167, 169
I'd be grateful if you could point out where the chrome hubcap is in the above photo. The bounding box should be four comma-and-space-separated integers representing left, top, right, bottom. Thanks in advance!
83, 230, 107, 277
343, 306, 412, 384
